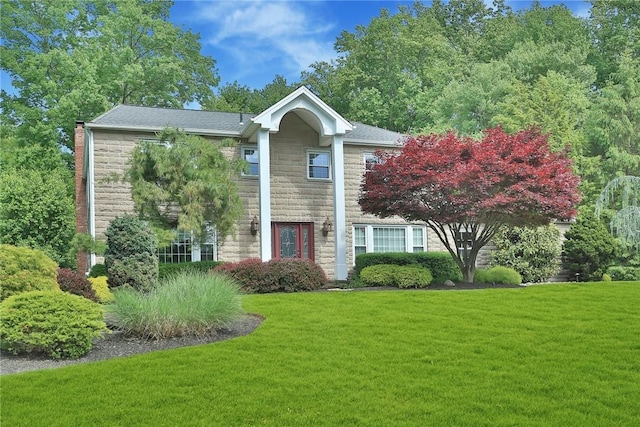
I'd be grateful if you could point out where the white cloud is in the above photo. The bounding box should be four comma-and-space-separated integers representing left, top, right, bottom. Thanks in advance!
192, 0, 337, 85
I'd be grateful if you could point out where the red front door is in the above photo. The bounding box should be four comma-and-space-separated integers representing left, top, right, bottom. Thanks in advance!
272, 222, 314, 261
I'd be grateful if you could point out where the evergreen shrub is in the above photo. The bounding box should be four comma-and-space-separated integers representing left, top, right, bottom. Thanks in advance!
104, 215, 158, 291
57, 268, 98, 302
88, 263, 107, 278
88, 276, 115, 303
563, 210, 620, 281
0, 244, 59, 301
0, 291, 107, 359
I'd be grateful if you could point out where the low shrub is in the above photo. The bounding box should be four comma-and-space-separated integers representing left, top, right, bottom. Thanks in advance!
88, 263, 107, 278
413, 252, 462, 283
88, 276, 115, 303
475, 266, 522, 285
159, 260, 224, 279
354, 251, 461, 284
359, 264, 396, 287
57, 268, 98, 302
0, 244, 59, 301
606, 266, 640, 281
396, 265, 433, 288
360, 264, 432, 288
0, 291, 107, 359
268, 259, 328, 292
214, 259, 327, 293
108, 271, 244, 339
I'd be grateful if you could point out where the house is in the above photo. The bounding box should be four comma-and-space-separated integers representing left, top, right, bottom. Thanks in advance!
74, 86, 477, 281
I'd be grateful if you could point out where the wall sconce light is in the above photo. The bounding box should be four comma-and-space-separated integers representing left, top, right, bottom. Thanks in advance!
250, 215, 259, 235
322, 217, 333, 236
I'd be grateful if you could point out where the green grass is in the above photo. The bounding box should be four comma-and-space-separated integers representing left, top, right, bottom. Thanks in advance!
2, 282, 640, 426
107, 271, 244, 339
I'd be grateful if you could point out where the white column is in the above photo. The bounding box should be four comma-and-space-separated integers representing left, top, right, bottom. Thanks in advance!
331, 135, 348, 280
258, 129, 272, 261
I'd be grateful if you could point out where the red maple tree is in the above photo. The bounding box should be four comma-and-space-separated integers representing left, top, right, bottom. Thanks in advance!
359, 127, 581, 283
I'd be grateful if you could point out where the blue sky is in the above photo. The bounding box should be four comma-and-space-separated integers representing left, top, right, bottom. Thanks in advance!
171, 0, 591, 90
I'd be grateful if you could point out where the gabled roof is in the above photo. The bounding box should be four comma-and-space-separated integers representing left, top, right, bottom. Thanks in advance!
87, 89, 403, 146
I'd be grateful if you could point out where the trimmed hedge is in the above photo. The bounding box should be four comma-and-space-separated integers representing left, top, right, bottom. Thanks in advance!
159, 260, 224, 279
474, 266, 522, 285
0, 244, 59, 301
360, 264, 433, 288
214, 258, 327, 293
0, 291, 107, 359
57, 268, 98, 302
355, 252, 461, 284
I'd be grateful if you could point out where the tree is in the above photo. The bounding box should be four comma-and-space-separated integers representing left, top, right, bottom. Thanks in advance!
595, 175, 640, 251
125, 129, 244, 244
1, 0, 218, 153
0, 168, 75, 268
359, 127, 580, 282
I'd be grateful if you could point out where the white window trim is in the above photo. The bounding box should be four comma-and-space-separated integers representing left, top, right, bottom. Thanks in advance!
158, 228, 218, 263
241, 145, 259, 177
364, 152, 380, 172
307, 149, 332, 181
352, 224, 427, 264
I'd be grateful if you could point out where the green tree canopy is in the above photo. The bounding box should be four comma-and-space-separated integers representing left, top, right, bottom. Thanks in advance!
1, 0, 219, 153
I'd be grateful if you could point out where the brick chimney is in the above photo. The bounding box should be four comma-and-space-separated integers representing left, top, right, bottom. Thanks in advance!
74, 121, 89, 274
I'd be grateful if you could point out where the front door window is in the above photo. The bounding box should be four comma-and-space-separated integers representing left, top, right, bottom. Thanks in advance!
272, 222, 314, 261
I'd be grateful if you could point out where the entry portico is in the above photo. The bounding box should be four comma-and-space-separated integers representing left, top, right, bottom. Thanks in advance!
242, 87, 353, 280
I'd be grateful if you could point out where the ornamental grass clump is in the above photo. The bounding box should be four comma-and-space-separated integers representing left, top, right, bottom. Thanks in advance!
108, 271, 244, 339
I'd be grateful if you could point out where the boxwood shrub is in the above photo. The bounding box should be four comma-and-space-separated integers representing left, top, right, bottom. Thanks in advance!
355, 251, 461, 284
474, 266, 522, 285
0, 291, 107, 359
360, 264, 433, 288
214, 259, 327, 293
0, 244, 59, 301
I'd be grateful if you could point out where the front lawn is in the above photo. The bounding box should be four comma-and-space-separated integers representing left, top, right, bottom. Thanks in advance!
2, 283, 639, 426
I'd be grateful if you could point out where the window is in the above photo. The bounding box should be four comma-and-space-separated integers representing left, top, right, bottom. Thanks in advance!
353, 225, 427, 262
242, 146, 258, 176
308, 150, 331, 180
364, 153, 380, 172
158, 228, 217, 263
456, 227, 473, 258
